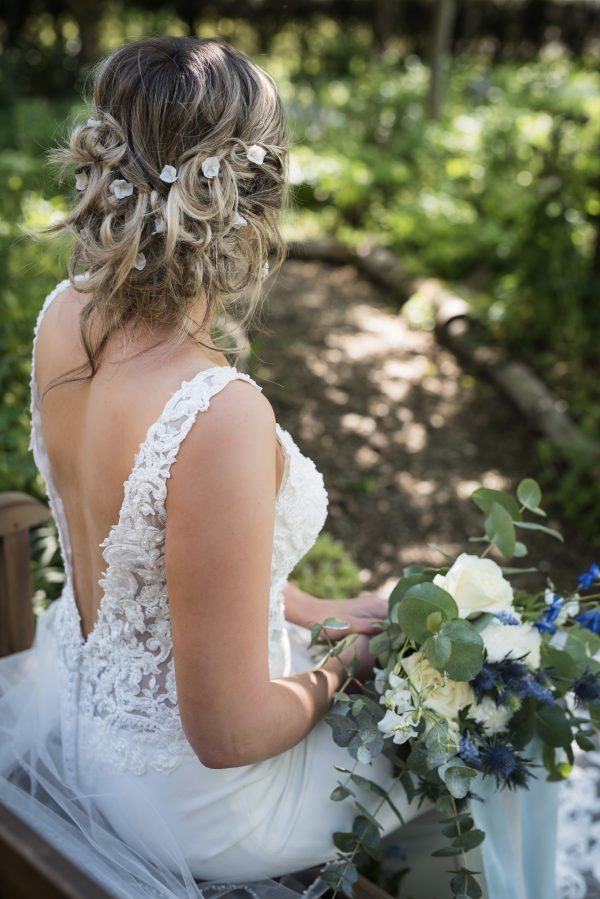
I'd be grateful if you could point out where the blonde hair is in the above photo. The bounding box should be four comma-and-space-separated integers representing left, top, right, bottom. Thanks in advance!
39, 35, 290, 389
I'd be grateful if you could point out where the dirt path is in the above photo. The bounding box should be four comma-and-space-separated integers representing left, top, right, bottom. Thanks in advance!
252, 259, 593, 597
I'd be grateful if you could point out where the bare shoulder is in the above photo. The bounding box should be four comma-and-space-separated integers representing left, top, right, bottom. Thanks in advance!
167, 374, 277, 496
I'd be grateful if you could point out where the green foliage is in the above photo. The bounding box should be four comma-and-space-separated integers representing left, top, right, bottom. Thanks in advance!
290, 532, 363, 599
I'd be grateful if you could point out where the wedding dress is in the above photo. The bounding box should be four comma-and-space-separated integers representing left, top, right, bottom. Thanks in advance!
0, 277, 420, 899
0, 277, 586, 899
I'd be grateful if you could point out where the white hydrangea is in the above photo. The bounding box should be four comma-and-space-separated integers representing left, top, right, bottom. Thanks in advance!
470, 697, 513, 735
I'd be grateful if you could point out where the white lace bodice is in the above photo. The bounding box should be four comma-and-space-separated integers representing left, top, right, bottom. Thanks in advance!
29, 278, 329, 776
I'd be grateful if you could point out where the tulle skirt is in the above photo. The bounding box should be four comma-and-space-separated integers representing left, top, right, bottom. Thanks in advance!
0, 601, 421, 899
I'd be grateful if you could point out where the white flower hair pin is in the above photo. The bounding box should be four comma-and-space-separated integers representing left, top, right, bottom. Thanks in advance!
247, 145, 266, 165
75, 171, 89, 191
233, 211, 247, 227
87, 117, 101, 127
133, 252, 146, 271
153, 217, 166, 234
159, 164, 177, 184
110, 179, 133, 199
202, 156, 220, 179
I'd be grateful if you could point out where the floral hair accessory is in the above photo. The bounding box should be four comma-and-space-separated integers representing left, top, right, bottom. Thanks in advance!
201, 156, 220, 179
233, 211, 247, 227
247, 145, 266, 165
110, 179, 133, 199
152, 217, 166, 234
87, 117, 101, 127
75, 171, 89, 191
159, 164, 178, 184
133, 252, 146, 271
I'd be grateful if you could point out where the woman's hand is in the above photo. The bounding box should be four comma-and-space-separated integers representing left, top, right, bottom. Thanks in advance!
283, 581, 389, 642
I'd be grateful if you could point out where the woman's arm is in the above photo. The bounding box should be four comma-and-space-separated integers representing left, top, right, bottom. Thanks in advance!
165, 381, 354, 770
284, 579, 389, 639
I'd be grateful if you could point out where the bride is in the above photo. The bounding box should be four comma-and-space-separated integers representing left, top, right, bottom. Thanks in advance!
0, 34, 562, 899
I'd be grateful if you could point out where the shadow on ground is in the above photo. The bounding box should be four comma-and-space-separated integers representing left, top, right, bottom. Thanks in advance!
250, 259, 592, 595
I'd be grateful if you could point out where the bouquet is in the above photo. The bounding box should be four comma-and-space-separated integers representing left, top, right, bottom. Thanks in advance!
310, 479, 600, 899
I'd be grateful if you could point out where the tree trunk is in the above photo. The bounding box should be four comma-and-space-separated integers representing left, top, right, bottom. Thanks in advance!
64, 0, 103, 65
427, 0, 457, 120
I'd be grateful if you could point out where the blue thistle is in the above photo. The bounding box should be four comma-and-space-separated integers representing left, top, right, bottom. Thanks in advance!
578, 563, 600, 591
459, 732, 482, 769
522, 673, 554, 705
576, 609, 600, 635
572, 671, 600, 706
472, 663, 501, 701
479, 739, 535, 790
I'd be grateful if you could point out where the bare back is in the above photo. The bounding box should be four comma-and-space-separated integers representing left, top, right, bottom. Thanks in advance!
33, 283, 286, 641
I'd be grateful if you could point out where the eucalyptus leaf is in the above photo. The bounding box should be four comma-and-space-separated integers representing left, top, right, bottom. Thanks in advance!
514, 521, 564, 542
484, 502, 516, 558
437, 619, 485, 681
330, 784, 353, 801
516, 478, 542, 511
395, 582, 458, 642
471, 487, 521, 521
423, 632, 452, 670
450, 868, 483, 899
513, 541, 528, 558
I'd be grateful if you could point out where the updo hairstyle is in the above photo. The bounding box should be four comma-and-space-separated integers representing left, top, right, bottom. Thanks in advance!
40, 35, 290, 382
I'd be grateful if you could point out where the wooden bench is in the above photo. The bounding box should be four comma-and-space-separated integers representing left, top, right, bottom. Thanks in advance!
0, 491, 393, 899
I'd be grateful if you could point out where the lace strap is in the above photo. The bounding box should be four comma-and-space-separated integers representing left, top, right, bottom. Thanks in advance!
122, 366, 264, 527
29, 274, 90, 452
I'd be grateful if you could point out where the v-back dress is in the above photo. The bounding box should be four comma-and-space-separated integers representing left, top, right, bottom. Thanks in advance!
0, 278, 419, 899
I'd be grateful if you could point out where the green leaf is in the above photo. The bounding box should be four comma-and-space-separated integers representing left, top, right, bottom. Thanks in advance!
484, 502, 516, 558
368, 631, 392, 657
470, 613, 494, 633
308, 622, 323, 648
389, 573, 432, 618
437, 619, 485, 681
452, 829, 486, 851
450, 868, 483, 899
517, 478, 542, 511
351, 698, 365, 716
349, 773, 388, 798
535, 704, 573, 748
330, 784, 353, 801
423, 632, 452, 670
431, 845, 462, 857
356, 744, 371, 764
514, 521, 564, 543
353, 801, 385, 830
395, 582, 459, 642
513, 541, 528, 558
333, 691, 351, 703
426, 611, 444, 633
441, 813, 474, 838
333, 831, 360, 853
540, 644, 579, 680
325, 712, 358, 747
471, 487, 521, 521
440, 762, 478, 799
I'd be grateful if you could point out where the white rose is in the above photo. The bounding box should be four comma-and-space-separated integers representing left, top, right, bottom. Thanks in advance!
401, 651, 474, 722
470, 697, 513, 735
481, 619, 542, 670
433, 553, 514, 618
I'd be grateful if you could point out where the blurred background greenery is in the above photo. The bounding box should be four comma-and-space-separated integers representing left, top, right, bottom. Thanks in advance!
1, 0, 599, 604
